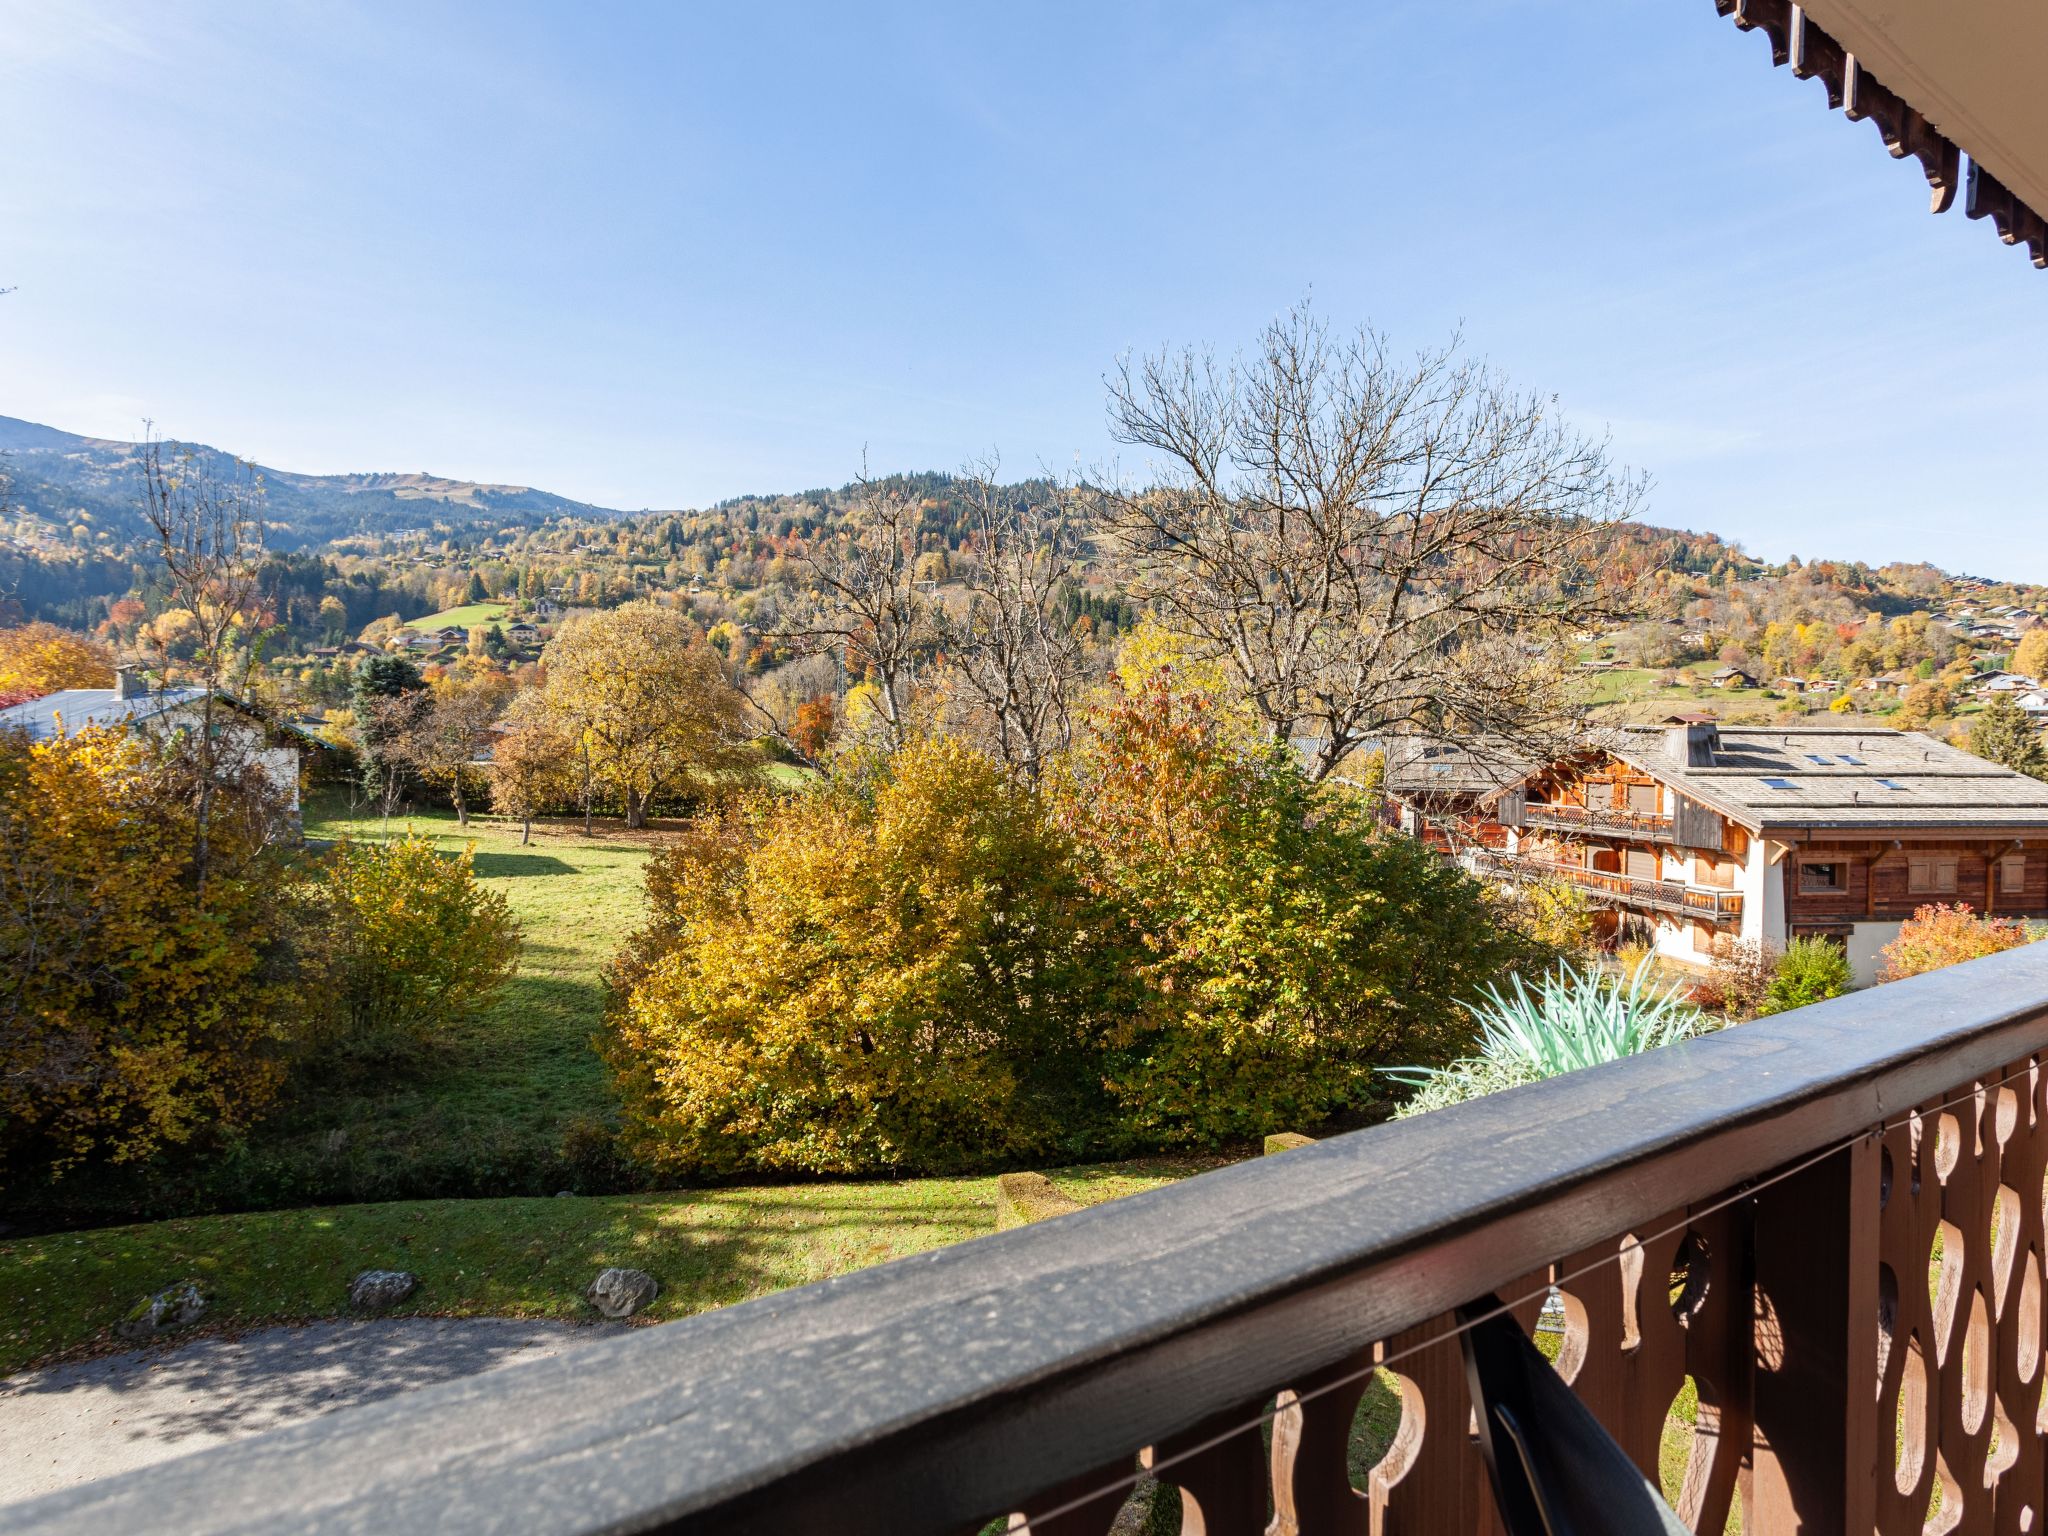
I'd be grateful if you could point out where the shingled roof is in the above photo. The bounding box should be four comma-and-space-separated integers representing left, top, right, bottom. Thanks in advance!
1380, 737, 1538, 797
1604, 724, 2048, 834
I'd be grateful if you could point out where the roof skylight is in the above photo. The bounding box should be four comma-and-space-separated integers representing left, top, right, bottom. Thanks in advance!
1876, 778, 1910, 790
1761, 777, 1799, 790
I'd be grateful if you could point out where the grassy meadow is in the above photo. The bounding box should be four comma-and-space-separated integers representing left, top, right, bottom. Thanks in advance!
0, 1160, 1213, 1375
7, 795, 659, 1225
406, 599, 512, 632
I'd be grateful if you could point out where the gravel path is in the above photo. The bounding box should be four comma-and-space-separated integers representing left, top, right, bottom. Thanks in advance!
0, 1318, 626, 1507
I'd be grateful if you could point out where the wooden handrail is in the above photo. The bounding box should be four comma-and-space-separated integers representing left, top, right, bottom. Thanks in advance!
1520, 801, 1677, 841
1474, 849, 1743, 919
17, 948, 2048, 1534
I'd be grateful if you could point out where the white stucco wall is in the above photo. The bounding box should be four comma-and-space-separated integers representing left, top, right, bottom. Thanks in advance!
1843, 921, 1905, 988
1742, 838, 1788, 950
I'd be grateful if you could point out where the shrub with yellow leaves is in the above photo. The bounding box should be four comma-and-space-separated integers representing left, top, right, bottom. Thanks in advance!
0, 726, 300, 1173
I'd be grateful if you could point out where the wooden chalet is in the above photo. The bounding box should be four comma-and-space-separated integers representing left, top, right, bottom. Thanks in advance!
1471, 722, 2048, 983
1377, 737, 1532, 851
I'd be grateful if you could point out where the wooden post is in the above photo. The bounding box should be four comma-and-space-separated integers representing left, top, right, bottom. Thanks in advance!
1746, 1139, 1879, 1532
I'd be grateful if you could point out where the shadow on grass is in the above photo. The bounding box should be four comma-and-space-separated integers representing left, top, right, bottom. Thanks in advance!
470, 852, 578, 879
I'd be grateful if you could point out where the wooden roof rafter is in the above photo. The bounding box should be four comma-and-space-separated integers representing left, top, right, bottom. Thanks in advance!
1715, 0, 2048, 268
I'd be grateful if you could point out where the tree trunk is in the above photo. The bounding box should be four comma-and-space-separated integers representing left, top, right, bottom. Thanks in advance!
452, 775, 468, 826
193, 689, 217, 901
626, 788, 647, 830
521, 813, 532, 846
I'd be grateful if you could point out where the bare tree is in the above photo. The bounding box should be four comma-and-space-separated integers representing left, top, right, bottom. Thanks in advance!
780, 469, 933, 751
940, 457, 1090, 782
139, 429, 269, 896
1103, 305, 1639, 782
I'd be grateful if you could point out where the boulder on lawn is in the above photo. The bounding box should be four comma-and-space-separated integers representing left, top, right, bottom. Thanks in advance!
116, 1280, 207, 1341
585, 1267, 658, 1319
348, 1269, 420, 1312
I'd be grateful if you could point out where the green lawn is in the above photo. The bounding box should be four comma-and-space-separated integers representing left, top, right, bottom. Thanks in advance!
11, 796, 657, 1225
406, 600, 511, 632
0, 1160, 1213, 1376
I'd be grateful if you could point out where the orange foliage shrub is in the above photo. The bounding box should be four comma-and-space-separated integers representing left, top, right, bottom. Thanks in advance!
1878, 903, 2037, 983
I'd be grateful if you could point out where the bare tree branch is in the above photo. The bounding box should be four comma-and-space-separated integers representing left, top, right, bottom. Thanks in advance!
138, 427, 269, 896
774, 465, 933, 751
1101, 304, 1640, 782
939, 456, 1090, 783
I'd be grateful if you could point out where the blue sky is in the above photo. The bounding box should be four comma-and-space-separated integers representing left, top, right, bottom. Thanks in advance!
2, 1, 2044, 577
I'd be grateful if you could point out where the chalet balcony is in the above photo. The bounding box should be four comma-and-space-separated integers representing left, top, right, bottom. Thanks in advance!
1519, 799, 1678, 844
23, 946, 2048, 1536
1474, 848, 1744, 924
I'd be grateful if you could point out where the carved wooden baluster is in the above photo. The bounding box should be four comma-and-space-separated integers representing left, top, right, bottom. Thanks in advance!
1876, 1109, 1941, 1532
1551, 1222, 1689, 1484
1991, 1060, 2046, 1534
1004, 1454, 1146, 1536
1373, 1276, 1547, 1536
1268, 1347, 1373, 1536
1933, 1086, 1997, 1533
1673, 1204, 1748, 1534
1145, 1400, 1272, 1536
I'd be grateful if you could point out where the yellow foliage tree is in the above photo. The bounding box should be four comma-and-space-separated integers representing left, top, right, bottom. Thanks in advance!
0, 727, 298, 1172
2015, 628, 2048, 682
0, 622, 112, 701
604, 737, 1124, 1173
537, 602, 757, 826
488, 688, 583, 843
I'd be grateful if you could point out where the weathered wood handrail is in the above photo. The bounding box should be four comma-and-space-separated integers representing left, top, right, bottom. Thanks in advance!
1522, 800, 1678, 843
15, 944, 2048, 1534
1475, 848, 1744, 922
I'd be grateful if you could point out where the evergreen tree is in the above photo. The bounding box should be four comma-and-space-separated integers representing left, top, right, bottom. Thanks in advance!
1969, 694, 2048, 780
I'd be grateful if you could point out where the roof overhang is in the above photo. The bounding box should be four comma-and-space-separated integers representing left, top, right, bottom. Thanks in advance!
1714, 0, 2048, 267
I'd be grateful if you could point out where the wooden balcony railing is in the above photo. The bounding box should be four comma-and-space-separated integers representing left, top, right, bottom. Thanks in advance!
1475, 848, 1744, 923
18, 943, 2048, 1535
1521, 800, 1677, 843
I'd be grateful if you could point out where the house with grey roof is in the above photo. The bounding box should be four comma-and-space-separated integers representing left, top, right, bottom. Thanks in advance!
0, 668, 302, 820
1473, 723, 2048, 985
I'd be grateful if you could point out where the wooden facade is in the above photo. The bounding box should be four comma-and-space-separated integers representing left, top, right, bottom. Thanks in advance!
1783, 839, 2048, 936
1463, 728, 2048, 976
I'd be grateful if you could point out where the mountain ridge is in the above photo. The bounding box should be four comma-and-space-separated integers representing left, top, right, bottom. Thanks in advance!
0, 415, 632, 549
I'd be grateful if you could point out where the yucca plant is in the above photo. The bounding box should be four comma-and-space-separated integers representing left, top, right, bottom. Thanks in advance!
1389, 960, 1712, 1116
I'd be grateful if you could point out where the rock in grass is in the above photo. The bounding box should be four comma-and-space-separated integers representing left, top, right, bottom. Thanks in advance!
116, 1280, 207, 1341
585, 1267, 658, 1319
349, 1270, 420, 1312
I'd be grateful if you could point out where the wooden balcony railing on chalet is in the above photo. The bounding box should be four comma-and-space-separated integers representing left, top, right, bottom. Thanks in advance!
1474, 847, 1744, 923
20, 943, 2048, 1536
1519, 799, 1678, 843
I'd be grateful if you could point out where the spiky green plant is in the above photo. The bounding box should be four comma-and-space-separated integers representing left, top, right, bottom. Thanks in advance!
1389, 960, 1712, 1116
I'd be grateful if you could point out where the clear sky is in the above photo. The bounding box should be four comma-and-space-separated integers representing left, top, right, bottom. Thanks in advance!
2, 1, 2044, 577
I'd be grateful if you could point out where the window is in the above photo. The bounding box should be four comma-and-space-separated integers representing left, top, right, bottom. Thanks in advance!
1877, 778, 1910, 791
1908, 854, 1960, 895
1761, 777, 1798, 790
1838, 753, 1865, 765
1801, 861, 1845, 892
2003, 855, 2028, 895
1804, 754, 1833, 765
1627, 782, 1659, 814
